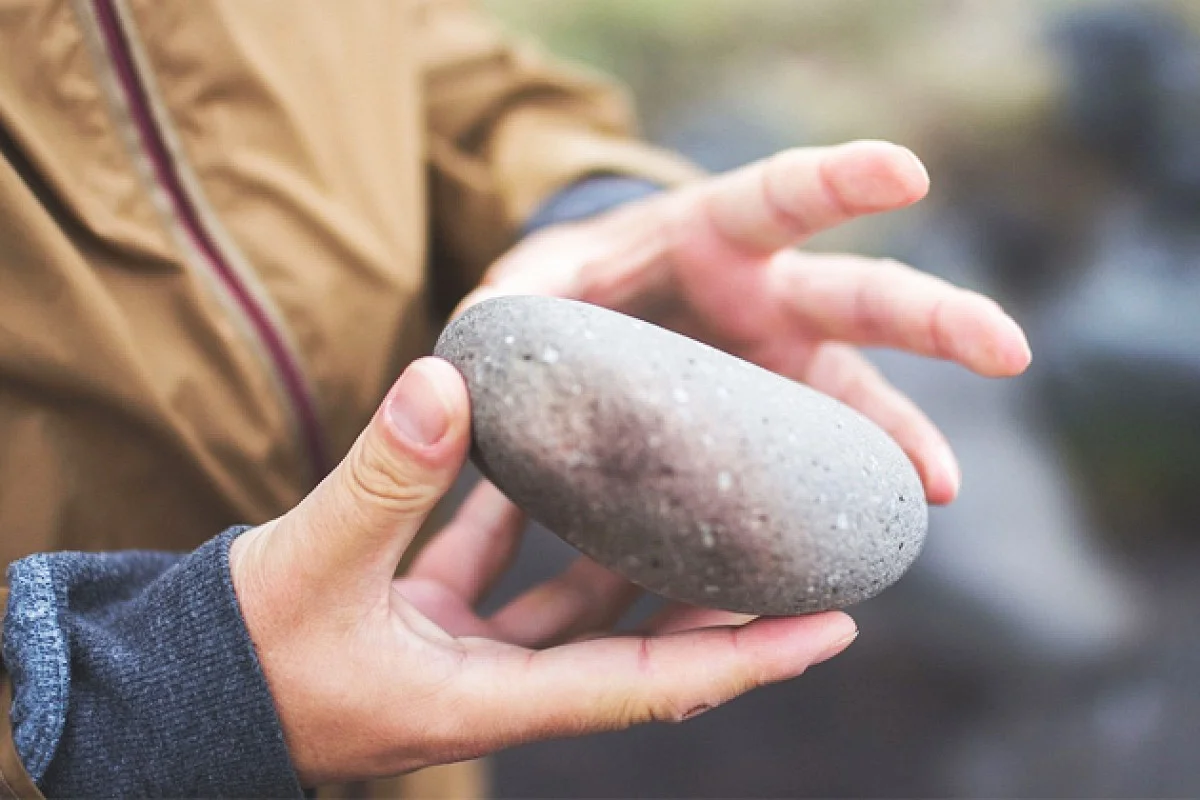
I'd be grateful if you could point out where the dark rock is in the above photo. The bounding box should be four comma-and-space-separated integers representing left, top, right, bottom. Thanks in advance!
435, 296, 927, 614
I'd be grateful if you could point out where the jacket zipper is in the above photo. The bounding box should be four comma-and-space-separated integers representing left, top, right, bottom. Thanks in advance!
91, 0, 331, 483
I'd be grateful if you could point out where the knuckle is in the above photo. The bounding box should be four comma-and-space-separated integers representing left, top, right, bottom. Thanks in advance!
342, 437, 436, 514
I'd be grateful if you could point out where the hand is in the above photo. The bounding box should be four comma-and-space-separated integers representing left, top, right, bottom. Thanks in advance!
229, 358, 859, 787
462, 141, 1033, 504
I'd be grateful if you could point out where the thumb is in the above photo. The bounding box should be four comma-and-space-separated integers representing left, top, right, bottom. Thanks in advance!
282, 357, 472, 586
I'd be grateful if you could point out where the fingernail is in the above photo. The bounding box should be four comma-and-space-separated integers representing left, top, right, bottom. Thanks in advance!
813, 627, 859, 665
681, 703, 713, 721
385, 361, 450, 446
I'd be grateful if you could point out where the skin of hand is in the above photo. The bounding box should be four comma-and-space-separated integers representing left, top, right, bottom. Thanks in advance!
229, 358, 859, 786
229, 141, 1030, 786
461, 140, 1033, 505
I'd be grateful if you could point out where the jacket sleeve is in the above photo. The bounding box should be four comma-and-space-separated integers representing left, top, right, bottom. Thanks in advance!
0, 589, 41, 800
418, 0, 702, 310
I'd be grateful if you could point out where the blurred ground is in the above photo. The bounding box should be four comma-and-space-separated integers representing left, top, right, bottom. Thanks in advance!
476, 1, 1200, 796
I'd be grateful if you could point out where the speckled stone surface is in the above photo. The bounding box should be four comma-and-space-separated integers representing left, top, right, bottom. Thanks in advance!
435, 296, 927, 614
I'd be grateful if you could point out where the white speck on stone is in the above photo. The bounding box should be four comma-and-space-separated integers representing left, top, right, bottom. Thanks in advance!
583, 329, 596, 340
673, 387, 689, 404
503, 394, 514, 407
699, 522, 715, 548
817, 492, 828, 504
716, 471, 733, 492
570, 383, 582, 395
647, 434, 662, 449
716, 386, 730, 399
504, 335, 515, 345
541, 345, 560, 363
836, 512, 849, 530
704, 584, 720, 595
701, 433, 715, 449
786, 432, 798, 445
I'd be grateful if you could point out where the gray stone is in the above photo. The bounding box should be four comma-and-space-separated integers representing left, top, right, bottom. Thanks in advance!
434, 296, 927, 614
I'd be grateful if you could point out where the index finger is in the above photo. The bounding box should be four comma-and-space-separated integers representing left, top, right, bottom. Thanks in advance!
689, 141, 930, 256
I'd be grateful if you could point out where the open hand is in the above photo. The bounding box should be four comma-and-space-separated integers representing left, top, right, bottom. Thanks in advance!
463, 141, 1033, 504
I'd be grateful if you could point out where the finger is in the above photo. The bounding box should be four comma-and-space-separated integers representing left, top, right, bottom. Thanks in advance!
408, 482, 527, 605
640, 603, 756, 635
771, 251, 1032, 377
276, 357, 472, 587
455, 611, 857, 749
489, 556, 641, 648
685, 141, 929, 257
802, 343, 960, 504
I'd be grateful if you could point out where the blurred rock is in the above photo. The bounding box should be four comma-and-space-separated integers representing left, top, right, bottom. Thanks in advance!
880, 218, 1144, 664
1051, 5, 1200, 211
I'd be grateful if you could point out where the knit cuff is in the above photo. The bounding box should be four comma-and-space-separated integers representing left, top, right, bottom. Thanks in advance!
3, 527, 303, 798
523, 175, 662, 235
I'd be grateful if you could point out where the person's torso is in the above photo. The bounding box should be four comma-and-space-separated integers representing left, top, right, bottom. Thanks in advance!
0, 0, 435, 562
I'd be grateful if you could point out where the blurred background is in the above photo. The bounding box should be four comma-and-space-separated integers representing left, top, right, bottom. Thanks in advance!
477, 1, 1200, 796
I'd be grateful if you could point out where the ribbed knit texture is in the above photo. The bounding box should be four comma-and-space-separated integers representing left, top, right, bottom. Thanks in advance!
3, 527, 302, 798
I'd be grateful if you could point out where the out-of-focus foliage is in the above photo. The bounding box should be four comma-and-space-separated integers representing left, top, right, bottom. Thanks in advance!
488, 0, 1086, 146
488, 0, 1200, 166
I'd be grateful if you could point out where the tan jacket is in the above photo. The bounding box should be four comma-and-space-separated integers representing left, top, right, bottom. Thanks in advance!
0, 0, 694, 795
